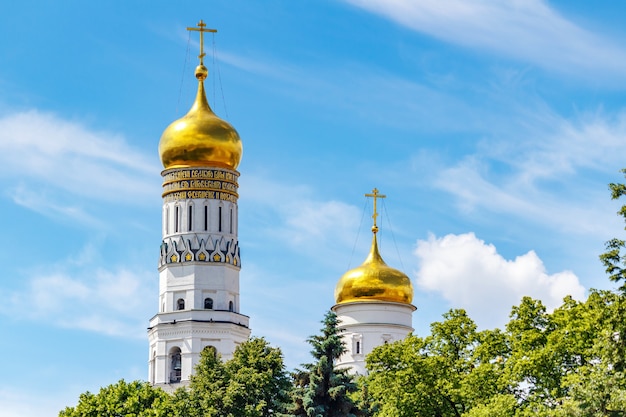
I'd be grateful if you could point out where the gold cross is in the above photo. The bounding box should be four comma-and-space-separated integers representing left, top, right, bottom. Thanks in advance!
187, 20, 217, 65
365, 188, 386, 233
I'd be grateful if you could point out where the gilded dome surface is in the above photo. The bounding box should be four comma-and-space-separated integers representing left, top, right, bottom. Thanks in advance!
335, 234, 413, 305
159, 65, 242, 170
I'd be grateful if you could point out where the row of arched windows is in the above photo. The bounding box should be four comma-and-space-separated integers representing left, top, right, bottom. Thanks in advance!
175, 297, 234, 312
165, 203, 235, 235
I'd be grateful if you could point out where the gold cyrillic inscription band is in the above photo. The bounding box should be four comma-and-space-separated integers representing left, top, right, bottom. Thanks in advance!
162, 168, 239, 202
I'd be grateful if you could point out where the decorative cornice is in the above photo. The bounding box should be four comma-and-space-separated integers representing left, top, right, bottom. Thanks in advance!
148, 322, 251, 339
159, 234, 241, 268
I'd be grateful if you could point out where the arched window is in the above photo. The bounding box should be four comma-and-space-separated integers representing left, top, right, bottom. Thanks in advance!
170, 347, 182, 383
204, 298, 213, 309
229, 300, 234, 312
218, 206, 223, 232
188, 205, 193, 231
230, 208, 233, 234
356, 341, 361, 354
174, 206, 180, 233
177, 298, 185, 310
204, 205, 208, 231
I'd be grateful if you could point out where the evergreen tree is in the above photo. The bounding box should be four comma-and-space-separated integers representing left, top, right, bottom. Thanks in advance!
292, 311, 358, 417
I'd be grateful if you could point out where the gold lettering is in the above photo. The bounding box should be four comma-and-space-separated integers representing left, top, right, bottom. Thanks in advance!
162, 168, 241, 202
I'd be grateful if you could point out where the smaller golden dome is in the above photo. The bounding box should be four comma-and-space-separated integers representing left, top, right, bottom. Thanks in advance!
158, 65, 242, 170
334, 233, 413, 305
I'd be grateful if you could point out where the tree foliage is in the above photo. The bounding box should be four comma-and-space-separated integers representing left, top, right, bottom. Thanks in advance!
59, 379, 173, 417
600, 168, 626, 292
366, 309, 506, 417
365, 292, 626, 417
61, 338, 291, 417
176, 337, 292, 417
291, 311, 359, 417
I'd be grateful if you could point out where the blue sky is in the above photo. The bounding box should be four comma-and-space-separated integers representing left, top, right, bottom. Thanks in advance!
2, 1, 626, 415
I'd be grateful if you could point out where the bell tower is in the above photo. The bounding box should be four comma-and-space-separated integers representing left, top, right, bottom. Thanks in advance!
148, 20, 250, 389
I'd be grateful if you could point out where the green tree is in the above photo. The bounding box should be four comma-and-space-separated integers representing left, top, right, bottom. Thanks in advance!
59, 379, 173, 417
487, 292, 626, 416
182, 346, 229, 417
551, 291, 626, 416
292, 311, 358, 417
224, 337, 292, 416
365, 309, 505, 417
600, 168, 626, 292
179, 337, 292, 417
366, 334, 433, 416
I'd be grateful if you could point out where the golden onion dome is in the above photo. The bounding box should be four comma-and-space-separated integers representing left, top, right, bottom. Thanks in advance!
335, 232, 413, 305
158, 64, 242, 170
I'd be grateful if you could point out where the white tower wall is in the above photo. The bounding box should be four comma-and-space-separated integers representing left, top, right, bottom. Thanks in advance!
148, 167, 250, 390
332, 301, 416, 375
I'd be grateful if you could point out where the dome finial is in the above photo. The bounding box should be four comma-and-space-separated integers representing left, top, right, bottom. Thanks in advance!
187, 20, 216, 80
187, 20, 216, 66
365, 188, 386, 235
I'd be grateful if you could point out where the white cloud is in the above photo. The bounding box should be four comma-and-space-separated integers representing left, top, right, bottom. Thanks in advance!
0, 266, 154, 339
415, 232, 586, 329
11, 183, 104, 227
498, 110, 626, 183
434, 110, 626, 238
240, 175, 362, 252
222, 45, 487, 134
344, 0, 626, 79
282, 199, 361, 246
0, 110, 160, 210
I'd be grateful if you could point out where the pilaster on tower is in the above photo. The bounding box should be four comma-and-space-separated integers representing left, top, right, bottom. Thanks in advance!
148, 20, 250, 390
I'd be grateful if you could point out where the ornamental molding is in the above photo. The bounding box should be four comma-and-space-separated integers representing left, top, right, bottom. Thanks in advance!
159, 234, 240, 268
150, 324, 251, 339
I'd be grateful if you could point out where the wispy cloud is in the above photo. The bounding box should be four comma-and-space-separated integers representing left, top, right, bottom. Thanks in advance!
344, 0, 626, 80
221, 47, 488, 134
0, 110, 161, 210
11, 183, 105, 228
432, 109, 626, 238
0, 262, 154, 339
415, 232, 586, 329
240, 175, 362, 254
